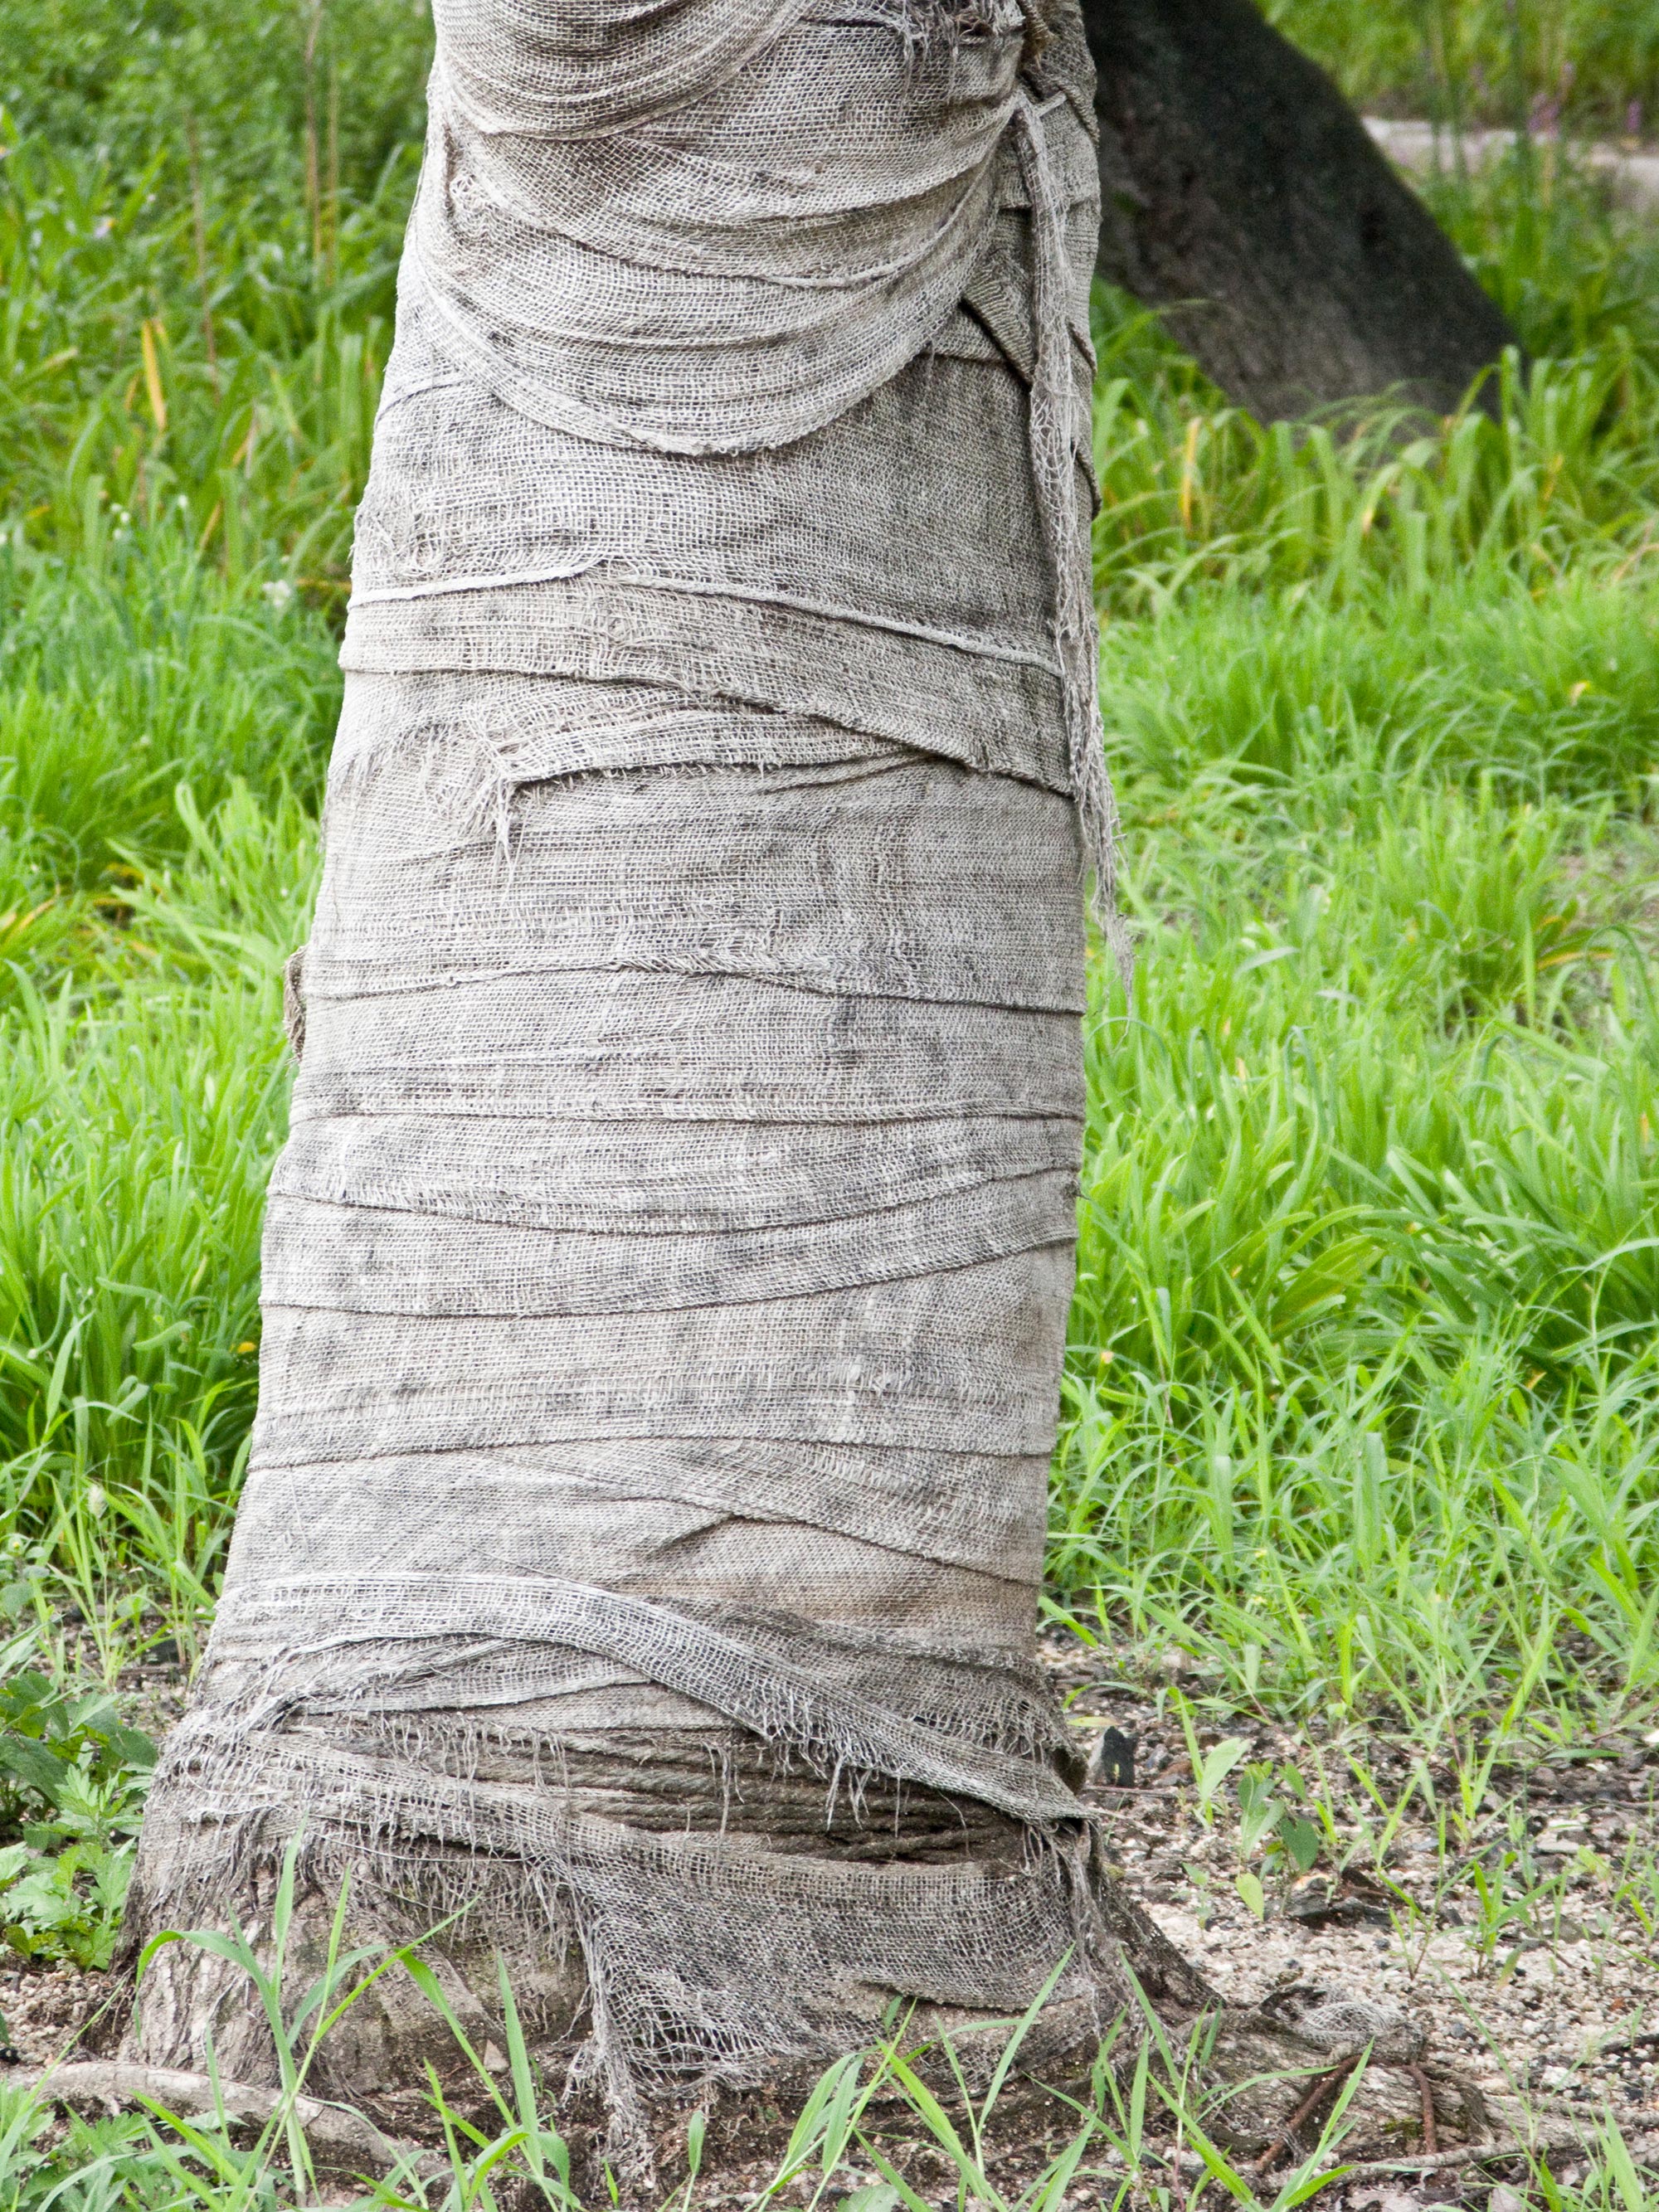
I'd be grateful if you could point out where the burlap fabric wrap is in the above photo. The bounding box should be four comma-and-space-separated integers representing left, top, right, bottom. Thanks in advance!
130, 0, 1135, 2122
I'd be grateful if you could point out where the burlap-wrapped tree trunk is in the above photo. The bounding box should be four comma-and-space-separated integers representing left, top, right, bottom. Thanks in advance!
123, 0, 1484, 2172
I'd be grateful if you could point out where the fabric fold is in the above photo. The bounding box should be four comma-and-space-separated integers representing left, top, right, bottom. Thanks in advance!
130, 0, 1126, 2113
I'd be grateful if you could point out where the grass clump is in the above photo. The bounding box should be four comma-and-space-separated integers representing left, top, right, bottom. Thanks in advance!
1050, 150, 1659, 1748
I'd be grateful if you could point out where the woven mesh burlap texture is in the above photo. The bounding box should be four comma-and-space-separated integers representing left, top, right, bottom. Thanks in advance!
129, 0, 1136, 2124
342, 0, 1123, 926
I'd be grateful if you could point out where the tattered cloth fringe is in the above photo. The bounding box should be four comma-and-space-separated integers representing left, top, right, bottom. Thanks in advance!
135, 1727, 1121, 2144
202, 1576, 1083, 1827
131, 727, 1108, 2111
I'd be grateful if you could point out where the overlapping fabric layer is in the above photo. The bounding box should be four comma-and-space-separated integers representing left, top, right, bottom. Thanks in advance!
130, 0, 1127, 2108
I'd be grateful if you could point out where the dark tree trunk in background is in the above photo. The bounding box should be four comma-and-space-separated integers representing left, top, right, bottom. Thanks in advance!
1082, 0, 1520, 420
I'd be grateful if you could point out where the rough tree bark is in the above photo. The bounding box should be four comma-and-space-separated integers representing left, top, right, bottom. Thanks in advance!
1082, 0, 1520, 420
108, 0, 1509, 2187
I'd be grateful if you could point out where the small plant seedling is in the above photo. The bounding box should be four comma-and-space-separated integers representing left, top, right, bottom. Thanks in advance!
1171, 1696, 1248, 1826
0, 1667, 157, 1968
1231, 1762, 1324, 1923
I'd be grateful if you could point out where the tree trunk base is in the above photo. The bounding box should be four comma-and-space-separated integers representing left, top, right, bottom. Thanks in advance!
102, 1822, 1554, 2194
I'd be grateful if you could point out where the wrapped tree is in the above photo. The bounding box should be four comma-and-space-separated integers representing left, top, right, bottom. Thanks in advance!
115, 0, 1490, 2177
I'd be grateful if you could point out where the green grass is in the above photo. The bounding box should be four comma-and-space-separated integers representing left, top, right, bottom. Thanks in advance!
1269, 0, 1659, 134
0, 0, 1655, 1738
2, 0, 1659, 2197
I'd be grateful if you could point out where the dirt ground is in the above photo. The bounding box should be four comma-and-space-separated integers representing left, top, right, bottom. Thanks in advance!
4, 1635, 1657, 2206
1054, 1680, 1659, 2124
